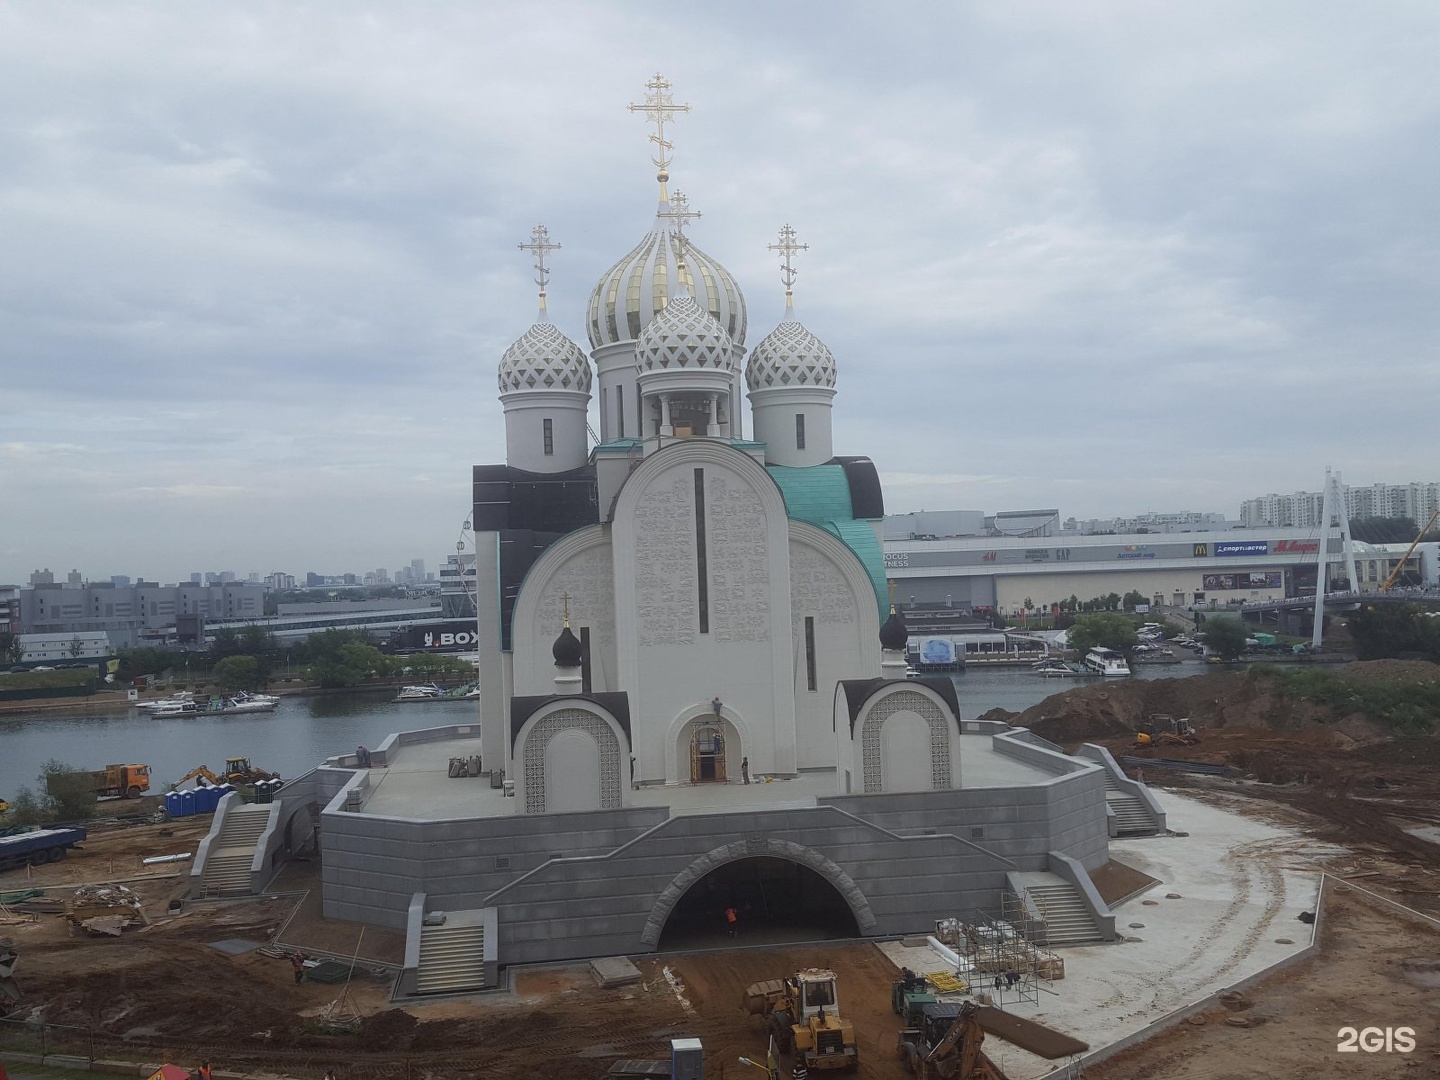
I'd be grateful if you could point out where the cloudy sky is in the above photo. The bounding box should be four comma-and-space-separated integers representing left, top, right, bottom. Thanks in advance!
2, 2, 1437, 585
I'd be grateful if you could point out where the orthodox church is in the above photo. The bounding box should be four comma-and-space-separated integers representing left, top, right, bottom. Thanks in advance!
471, 76, 893, 806
196, 80, 1149, 983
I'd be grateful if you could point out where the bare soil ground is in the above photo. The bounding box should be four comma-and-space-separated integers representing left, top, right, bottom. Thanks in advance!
5, 664, 1440, 1078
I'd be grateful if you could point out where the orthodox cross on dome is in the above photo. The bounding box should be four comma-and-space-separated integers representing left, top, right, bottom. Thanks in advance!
661, 190, 702, 287
886, 579, 898, 614
561, 591, 572, 628
518, 224, 561, 316
768, 223, 809, 312
628, 73, 690, 190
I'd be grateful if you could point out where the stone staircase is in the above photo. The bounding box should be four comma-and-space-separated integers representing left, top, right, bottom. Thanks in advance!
1105, 772, 1159, 836
199, 804, 273, 896
415, 918, 488, 994
1024, 878, 1104, 947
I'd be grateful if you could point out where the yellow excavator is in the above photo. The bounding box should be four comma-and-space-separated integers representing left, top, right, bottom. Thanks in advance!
1133, 714, 1199, 750
898, 1000, 1088, 1079
174, 757, 280, 789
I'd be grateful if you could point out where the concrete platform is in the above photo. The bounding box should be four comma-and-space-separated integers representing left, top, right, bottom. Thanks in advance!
591, 954, 643, 988
354, 731, 1064, 821
878, 788, 1336, 1079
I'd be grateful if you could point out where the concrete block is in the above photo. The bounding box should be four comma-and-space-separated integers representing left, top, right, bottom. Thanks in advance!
88, 1059, 141, 1076
44, 1054, 93, 1071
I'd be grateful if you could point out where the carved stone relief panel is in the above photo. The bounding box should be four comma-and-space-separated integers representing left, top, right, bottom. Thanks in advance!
706, 475, 770, 643
789, 544, 857, 632
522, 708, 623, 814
859, 689, 953, 793
535, 546, 616, 646
632, 476, 697, 647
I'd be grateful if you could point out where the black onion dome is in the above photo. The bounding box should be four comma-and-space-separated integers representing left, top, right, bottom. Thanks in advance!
879, 609, 908, 652
552, 625, 583, 668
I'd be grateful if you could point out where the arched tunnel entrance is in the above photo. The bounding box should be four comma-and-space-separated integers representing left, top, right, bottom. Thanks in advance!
656, 856, 861, 951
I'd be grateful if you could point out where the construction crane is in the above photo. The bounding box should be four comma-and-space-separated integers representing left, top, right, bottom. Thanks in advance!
1379, 507, 1440, 591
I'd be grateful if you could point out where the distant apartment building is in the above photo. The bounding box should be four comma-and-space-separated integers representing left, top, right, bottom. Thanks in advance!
0, 585, 19, 634
265, 571, 297, 590
1242, 482, 1440, 528
1062, 511, 1235, 535
16, 579, 265, 648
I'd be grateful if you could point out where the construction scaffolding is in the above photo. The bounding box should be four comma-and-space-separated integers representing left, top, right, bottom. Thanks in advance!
935, 892, 1062, 1009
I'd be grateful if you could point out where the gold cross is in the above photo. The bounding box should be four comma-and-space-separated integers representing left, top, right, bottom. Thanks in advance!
518, 224, 561, 308
887, 579, 898, 614
561, 591, 571, 627
628, 73, 690, 180
768, 224, 809, 302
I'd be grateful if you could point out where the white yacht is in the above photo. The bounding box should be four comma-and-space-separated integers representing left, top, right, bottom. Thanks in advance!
1083, 648, 1132, 677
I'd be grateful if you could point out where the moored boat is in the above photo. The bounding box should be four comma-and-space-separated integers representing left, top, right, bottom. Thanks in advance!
1083, 647, 1132, 677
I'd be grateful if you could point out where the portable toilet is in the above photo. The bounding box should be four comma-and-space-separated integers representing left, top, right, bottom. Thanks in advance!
164, 790, 184, 818
179, 789, 196, 818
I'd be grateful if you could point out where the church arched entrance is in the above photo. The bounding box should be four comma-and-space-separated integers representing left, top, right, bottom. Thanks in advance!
688, 720, 728, 783
655, 856, 860, 950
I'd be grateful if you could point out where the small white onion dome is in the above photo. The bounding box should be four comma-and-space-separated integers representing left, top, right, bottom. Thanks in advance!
587, 218, 747, 349
635, 292, 736, 374
498, 320, 592, 394
745, 315, 836, 392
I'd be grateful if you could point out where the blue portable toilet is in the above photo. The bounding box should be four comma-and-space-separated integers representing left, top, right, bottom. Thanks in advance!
202, 785, 222, 813
164, 790, 184, 818
179, 789, 196, 817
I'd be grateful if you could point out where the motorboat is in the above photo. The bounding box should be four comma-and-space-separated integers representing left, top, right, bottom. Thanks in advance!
1083, 648, 1132, 677
151, 699, 201, 718
395, 683, 444, 702
1031, 658, 1089, 677
219, 694, 278, 714
134, 691, 196, 712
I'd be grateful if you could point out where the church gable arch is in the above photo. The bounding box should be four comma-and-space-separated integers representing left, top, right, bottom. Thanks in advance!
858, 687, 957, 794
518, 705, 625, 814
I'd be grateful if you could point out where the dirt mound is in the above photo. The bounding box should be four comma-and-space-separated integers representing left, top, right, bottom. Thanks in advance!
1353, 735, 1440, 766
1338, 658, 1440, 681
358, 1008, 418, 1050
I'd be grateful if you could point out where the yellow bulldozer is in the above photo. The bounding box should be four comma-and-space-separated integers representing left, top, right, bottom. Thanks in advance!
742, 967, 858, 1071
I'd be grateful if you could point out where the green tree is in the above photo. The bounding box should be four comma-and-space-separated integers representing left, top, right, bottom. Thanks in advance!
215, 655, 263, 691
1067, 613, 1139, 654
4, 787, 44, 827
1348, 603, 1440, 663
1157, 620, 1184, 640
40, 761, 97, 821
0, 632, 23, 664
308, 641, 393, 688
1201, 617, 1249, 660
1122, 590, 1147, 613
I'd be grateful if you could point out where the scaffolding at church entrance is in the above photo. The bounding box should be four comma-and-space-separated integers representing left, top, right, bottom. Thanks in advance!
936, 892, 1063, 1009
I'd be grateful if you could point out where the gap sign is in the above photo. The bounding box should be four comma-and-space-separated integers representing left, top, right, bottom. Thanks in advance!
1215, 540, 1270, 557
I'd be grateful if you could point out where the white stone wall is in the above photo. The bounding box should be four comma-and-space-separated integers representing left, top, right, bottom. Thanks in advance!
612, 442, 797, 784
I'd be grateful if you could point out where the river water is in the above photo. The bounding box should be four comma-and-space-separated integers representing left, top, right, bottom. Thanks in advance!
0, 662, 1206, 796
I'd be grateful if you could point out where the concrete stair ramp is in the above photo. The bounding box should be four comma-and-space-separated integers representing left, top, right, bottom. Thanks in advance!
1023, 877, 1104, 947
415, 915, 488, 994
1106, 791, 1159, 836
200, 804, 273, 896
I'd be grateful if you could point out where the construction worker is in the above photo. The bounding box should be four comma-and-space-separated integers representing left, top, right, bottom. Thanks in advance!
196, 1062, 212, 1080
725, 905, 738, 937
791, 1062, 808, 1080
741, 756, 750, 785
291, 949, 306, 984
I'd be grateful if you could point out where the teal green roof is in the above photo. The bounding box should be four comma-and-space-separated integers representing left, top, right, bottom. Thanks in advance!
767, 464, 886, 617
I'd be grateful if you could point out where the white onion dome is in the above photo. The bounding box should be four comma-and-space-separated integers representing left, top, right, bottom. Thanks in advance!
635, 291, 736, 374
745, 306, 837, 392
498, 315, 592, 394
587, 206, 747, 349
